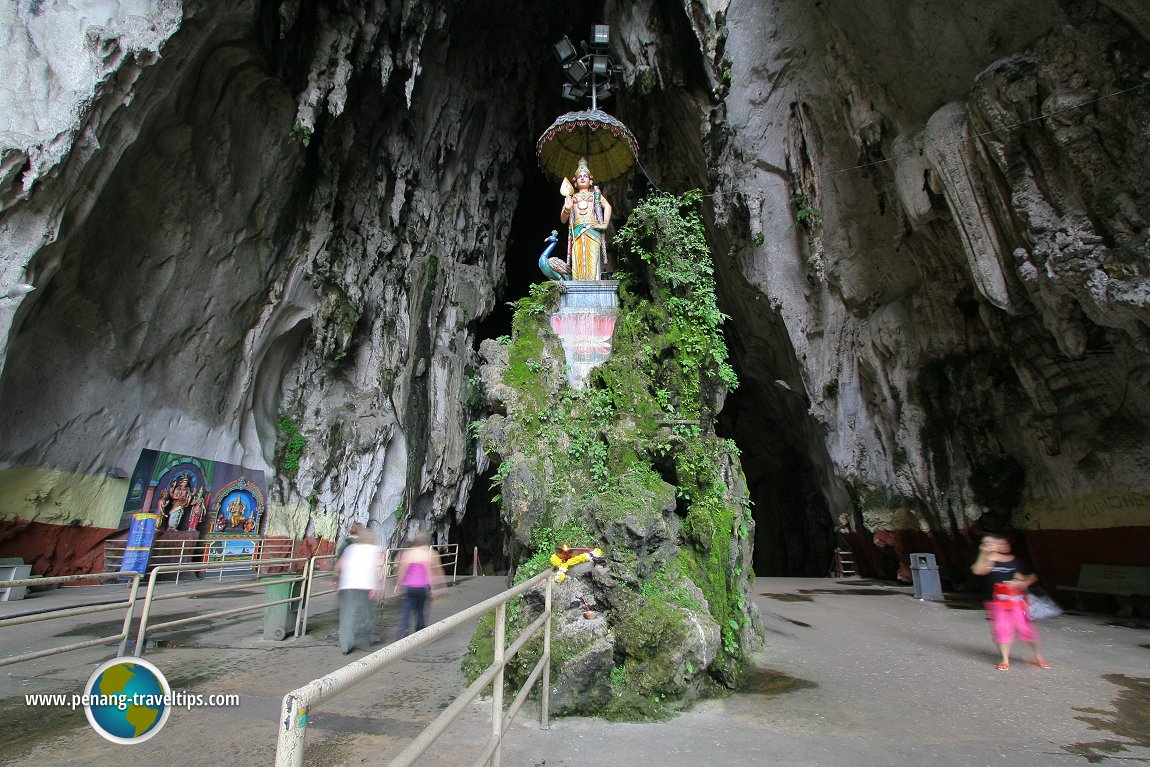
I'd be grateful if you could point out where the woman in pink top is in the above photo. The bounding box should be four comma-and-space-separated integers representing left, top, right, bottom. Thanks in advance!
393, 530, 444, 638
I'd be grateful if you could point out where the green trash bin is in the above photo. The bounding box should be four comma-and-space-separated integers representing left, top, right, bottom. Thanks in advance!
261, 576, 301, 640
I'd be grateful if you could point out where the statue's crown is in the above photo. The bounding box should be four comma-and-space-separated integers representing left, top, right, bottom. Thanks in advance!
575, 157, 591, 178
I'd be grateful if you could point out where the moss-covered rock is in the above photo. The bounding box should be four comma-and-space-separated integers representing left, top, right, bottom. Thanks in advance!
468, 192, 762, 718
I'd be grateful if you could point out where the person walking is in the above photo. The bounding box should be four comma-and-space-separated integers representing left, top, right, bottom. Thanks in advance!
335, 523, 382, 655
393, 530, 444, 639
970, 532, 1051, 671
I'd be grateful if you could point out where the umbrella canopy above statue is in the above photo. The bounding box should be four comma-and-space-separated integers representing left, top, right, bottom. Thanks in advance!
536, 109, 639, 184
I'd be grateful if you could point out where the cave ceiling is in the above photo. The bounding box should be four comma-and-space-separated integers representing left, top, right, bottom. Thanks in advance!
1, 0, 1148, 573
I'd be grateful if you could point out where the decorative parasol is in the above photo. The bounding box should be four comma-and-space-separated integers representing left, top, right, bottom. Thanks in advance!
536, 109, 639, 184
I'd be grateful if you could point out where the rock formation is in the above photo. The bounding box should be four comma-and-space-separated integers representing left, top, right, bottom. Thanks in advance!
0, 0, 1147, 611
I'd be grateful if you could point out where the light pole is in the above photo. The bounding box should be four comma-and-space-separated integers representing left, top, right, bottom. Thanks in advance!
552, 24, 622, 111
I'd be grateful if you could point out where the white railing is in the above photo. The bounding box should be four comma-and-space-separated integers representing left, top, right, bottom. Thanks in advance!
276, 570, 553, 767
0, 554, 341, 667
1, 543, 462, 668
132, 557, 312, 655
379, 543, 460, 600
295, 553, 339, 638
103, 537, 301, 583
0, 571, 144, 667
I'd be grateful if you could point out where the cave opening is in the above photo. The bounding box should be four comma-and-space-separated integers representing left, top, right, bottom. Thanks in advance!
716, 365, 837, 578
457, 167, 559, 576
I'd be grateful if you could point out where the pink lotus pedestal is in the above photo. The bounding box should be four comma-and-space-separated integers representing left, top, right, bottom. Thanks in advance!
549, 281, 619, 389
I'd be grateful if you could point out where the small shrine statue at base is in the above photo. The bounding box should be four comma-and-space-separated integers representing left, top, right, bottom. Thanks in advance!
560, 157, 613, 281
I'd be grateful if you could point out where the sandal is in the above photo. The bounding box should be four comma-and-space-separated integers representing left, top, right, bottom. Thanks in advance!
1036, 660, 1052, 669
996, 662, 1010, 671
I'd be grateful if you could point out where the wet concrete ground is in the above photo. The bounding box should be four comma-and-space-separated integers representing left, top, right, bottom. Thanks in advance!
2, 577, 1148, 766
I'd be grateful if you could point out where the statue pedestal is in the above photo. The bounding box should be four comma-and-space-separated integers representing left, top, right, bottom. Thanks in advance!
549, 281, 619, 389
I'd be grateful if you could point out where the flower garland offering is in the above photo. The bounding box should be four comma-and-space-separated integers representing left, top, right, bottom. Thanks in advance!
550, 545, 605, 582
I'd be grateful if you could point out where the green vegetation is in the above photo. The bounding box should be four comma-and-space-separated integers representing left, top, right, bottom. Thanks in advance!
289, 120, 312, 147
278, 418, 307, 476
790, 193, 822, 228
464, 191, 755, 717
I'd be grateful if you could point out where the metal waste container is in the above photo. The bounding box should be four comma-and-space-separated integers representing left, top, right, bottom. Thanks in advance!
261, 576, 301, 640
909, 553, 943, 601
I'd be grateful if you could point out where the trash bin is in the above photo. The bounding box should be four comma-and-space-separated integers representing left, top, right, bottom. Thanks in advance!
909, 553, 943, 601
261, 576, 301, 640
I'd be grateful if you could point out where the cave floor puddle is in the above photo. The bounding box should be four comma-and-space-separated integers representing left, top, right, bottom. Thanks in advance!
738, 665, 817, 696
1064, 674, 1150, 763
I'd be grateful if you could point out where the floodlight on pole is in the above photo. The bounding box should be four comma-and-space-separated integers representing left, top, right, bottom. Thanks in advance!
565, 59, 589, 84
552, 23, 621, 112
552, 36, 577, 64
562, 83, 587, 101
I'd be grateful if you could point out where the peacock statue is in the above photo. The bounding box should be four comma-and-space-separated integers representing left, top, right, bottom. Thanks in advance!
538, 230, 570, 281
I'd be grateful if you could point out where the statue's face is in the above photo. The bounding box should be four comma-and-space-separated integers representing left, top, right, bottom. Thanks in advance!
575, 170, 592, 188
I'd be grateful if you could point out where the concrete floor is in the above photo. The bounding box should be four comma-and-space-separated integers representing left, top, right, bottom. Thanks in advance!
1, 576, 1148, 766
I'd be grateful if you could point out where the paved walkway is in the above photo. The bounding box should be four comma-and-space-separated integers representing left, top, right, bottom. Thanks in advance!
2, 577, 1148, 766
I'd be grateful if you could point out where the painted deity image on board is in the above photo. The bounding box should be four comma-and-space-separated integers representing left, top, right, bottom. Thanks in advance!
210, 477, 266, 536
118, 450, 268, 536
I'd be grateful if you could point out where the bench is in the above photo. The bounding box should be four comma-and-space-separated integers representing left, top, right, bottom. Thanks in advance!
1060, 564, 1150, 618
0, 557, 34, 601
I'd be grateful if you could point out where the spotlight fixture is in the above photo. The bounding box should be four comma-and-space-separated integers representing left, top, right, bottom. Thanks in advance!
565, 59, 589, 84
551, 24, 620, 111
562, 83, 587, 101
552, 35, 577, 64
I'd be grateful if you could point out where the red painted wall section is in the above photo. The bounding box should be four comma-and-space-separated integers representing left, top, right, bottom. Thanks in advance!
1025, 527, 1150, 594
844, 526, 1150, 593
0, 519, 119, 575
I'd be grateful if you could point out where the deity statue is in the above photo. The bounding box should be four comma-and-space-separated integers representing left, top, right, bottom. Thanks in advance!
227, 497, 247, 528
187, 487, 207, 532
157, 473, 194, 531
560, 157, 612, 280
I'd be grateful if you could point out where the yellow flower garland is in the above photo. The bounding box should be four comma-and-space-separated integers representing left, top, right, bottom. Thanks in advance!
550, 547, 603, 582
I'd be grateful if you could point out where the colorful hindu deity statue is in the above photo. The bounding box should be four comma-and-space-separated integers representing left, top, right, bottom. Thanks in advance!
157, 473, 194, 530
560, 157, 613, 280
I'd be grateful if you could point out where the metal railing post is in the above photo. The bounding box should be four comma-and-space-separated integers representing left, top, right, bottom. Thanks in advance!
133, 568, 163, 656
277, 692, 307, 767
492, 602, 506, 767
542, 576, 551, 730
296, 556, 317, 638
116, 575, 142, 658
380, 548, 391, 602
175, 540, 186, 585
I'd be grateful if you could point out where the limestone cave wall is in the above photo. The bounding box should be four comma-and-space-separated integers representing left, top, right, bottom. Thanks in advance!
1, 0, 1148, 587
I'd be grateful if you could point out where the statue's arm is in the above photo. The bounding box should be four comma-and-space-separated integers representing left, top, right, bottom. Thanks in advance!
598, 197, 612, 228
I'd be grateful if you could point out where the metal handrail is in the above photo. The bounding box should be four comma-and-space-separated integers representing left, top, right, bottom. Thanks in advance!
132, 557, 311, 655
380, 543, 460, 600
276, 570, 553, 767
296, 554, 338, 637
0, 571, 144, 667
104, 537, 300, 583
